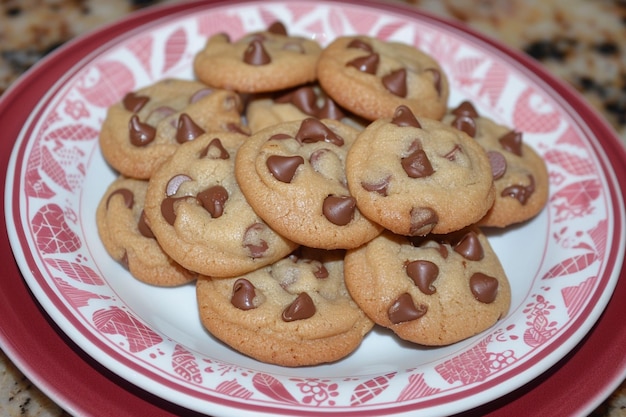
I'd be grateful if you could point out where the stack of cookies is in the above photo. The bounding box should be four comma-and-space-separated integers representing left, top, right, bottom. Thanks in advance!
96, 22, 549, 366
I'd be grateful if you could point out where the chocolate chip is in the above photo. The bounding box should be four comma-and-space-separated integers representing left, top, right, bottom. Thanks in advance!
122, 92, 149, 113
189, 88, 214, 103
295, 118, 344, 146
317, 97, 345, 120
199, 138, 230, 159
402, 148, 434, 178
161, 196, 187, 225
382, 68, 407, 97
409, 207, 438, 236
282, 292, 316, 322
391, 105, 421, 128
231, 278, 257, 310
165, 174, 192, 197
487, 151, 507, 180
243, 39, 271, 65
346, 39, 374, 53
388, 293, 427, 324
275, 86, 317, 115
267, 21, 288, 36
498, 130, 523, 156
502, 175, 535, 204
361, 176, 390, 196
128, 115, 156, 146
451, 101, 479, 118
346, 53, 379, 74
176, 113, 205, 143
106, 188, 133, 209
269, 133, 293, 141
137, 210, 154, 238
405, 260, 438, 295
452, 115, 477, 138
453, 231, 484, 261
196, 185, 229, 218
469, 273, 499, 303
444, 144, 463, 161
266, 155, 304, 183
312, 262, 329, 279
242, 223, 269, 258
322, 195, 356, 226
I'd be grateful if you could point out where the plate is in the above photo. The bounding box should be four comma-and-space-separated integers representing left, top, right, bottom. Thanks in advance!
3, 0, 625, 416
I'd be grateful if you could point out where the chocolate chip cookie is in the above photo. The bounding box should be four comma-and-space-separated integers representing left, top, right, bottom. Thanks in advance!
196, 247, 374, 366
344, 227, 511, 346
346, 105, 495, 236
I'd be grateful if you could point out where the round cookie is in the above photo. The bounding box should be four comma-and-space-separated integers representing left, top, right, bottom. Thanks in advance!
143, 131, 299, 277
196, 247, 374, 366
235, 117, 384, 249
443, 101, 550, 227
344, 227, 511, 346
317, 35, 449, 121
193, 21, 322, 93
96, 176, 196, 286
99, 78, 245, 179
345, 105, 495, 236
245, 83, 367, 133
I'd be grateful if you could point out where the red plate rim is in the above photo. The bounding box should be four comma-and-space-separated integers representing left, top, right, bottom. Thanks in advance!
1, 0, 625, 416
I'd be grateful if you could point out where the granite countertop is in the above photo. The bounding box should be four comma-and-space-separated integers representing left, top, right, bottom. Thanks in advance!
1, 0, 625, 416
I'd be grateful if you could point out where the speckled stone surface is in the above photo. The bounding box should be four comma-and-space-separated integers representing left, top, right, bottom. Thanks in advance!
0, 1, 624, 416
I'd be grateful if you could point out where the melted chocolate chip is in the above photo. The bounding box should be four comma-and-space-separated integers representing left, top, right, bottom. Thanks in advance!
402, 148, 434, 179
346, 53, 379, 74
451, 101, 479, 118
243, 40, 271, 65
391, 105, 421, 128
275, 86, 317, 114
444, 144, 463, 161
122, 92, 149, 113
405, 260, 438, 295
346, 39, 374, 53
176, 113, 205, 143
453, 231, 484, 261
266, 155, 304, 183
267, 21, 288, 35
502, 175, 535, 204
498, 130, 523, 156
129, 115, 156, 146
388, 293, 427, 324
317, 98, 345, 120
312, 262, 329, 279
106, 188, 134, 209
231, 278, 257, 310
137, 210, 154, 239
242, 223, 269, 258
269, 133, 293, 141
452, 115, 477, 138
487, 151, 507, 180
382, 68, 407, 97
295, 118, 344, 146
165, 174, 192, 197
322, 195, 356, 226
196, 185, 229, 218
282, 292, 316, 322
161, 196, 188, 225
199, 138, 230, 159
409, 207, 438, 236
361, 176, 390, 196
189, 88, 214, 104
469, 273, 499, 303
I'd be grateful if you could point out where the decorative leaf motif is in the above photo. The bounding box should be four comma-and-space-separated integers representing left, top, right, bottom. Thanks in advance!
350, 373, 396, 405
216, 379, 253, 399
171, 344, 202, 384
435, 338, 491, 385
338, 8, 380, 36
162, 28, 187, 73
196, 13, 244, 37
544, 149, 596, 176
52, 277, 109, 308
555, 125, 585, 148
25, 167, 56, 199
513, 87, 560, 134
252, 373, 299, 404
77, 61, 136, 108
374, 21, 410, 40
396, 373, 440, 401
561, 276, 597, 318
93, 307, 163, 353
126, 35, 154, 76
46, 124, 99, 142
588, 218, 608, 257
477, 61, 509, 106
542, 252, 598, 279
44, 258, 104, 285
40, 145, 72, 191
523, 312, 557, 347
31, 204, 81, 254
